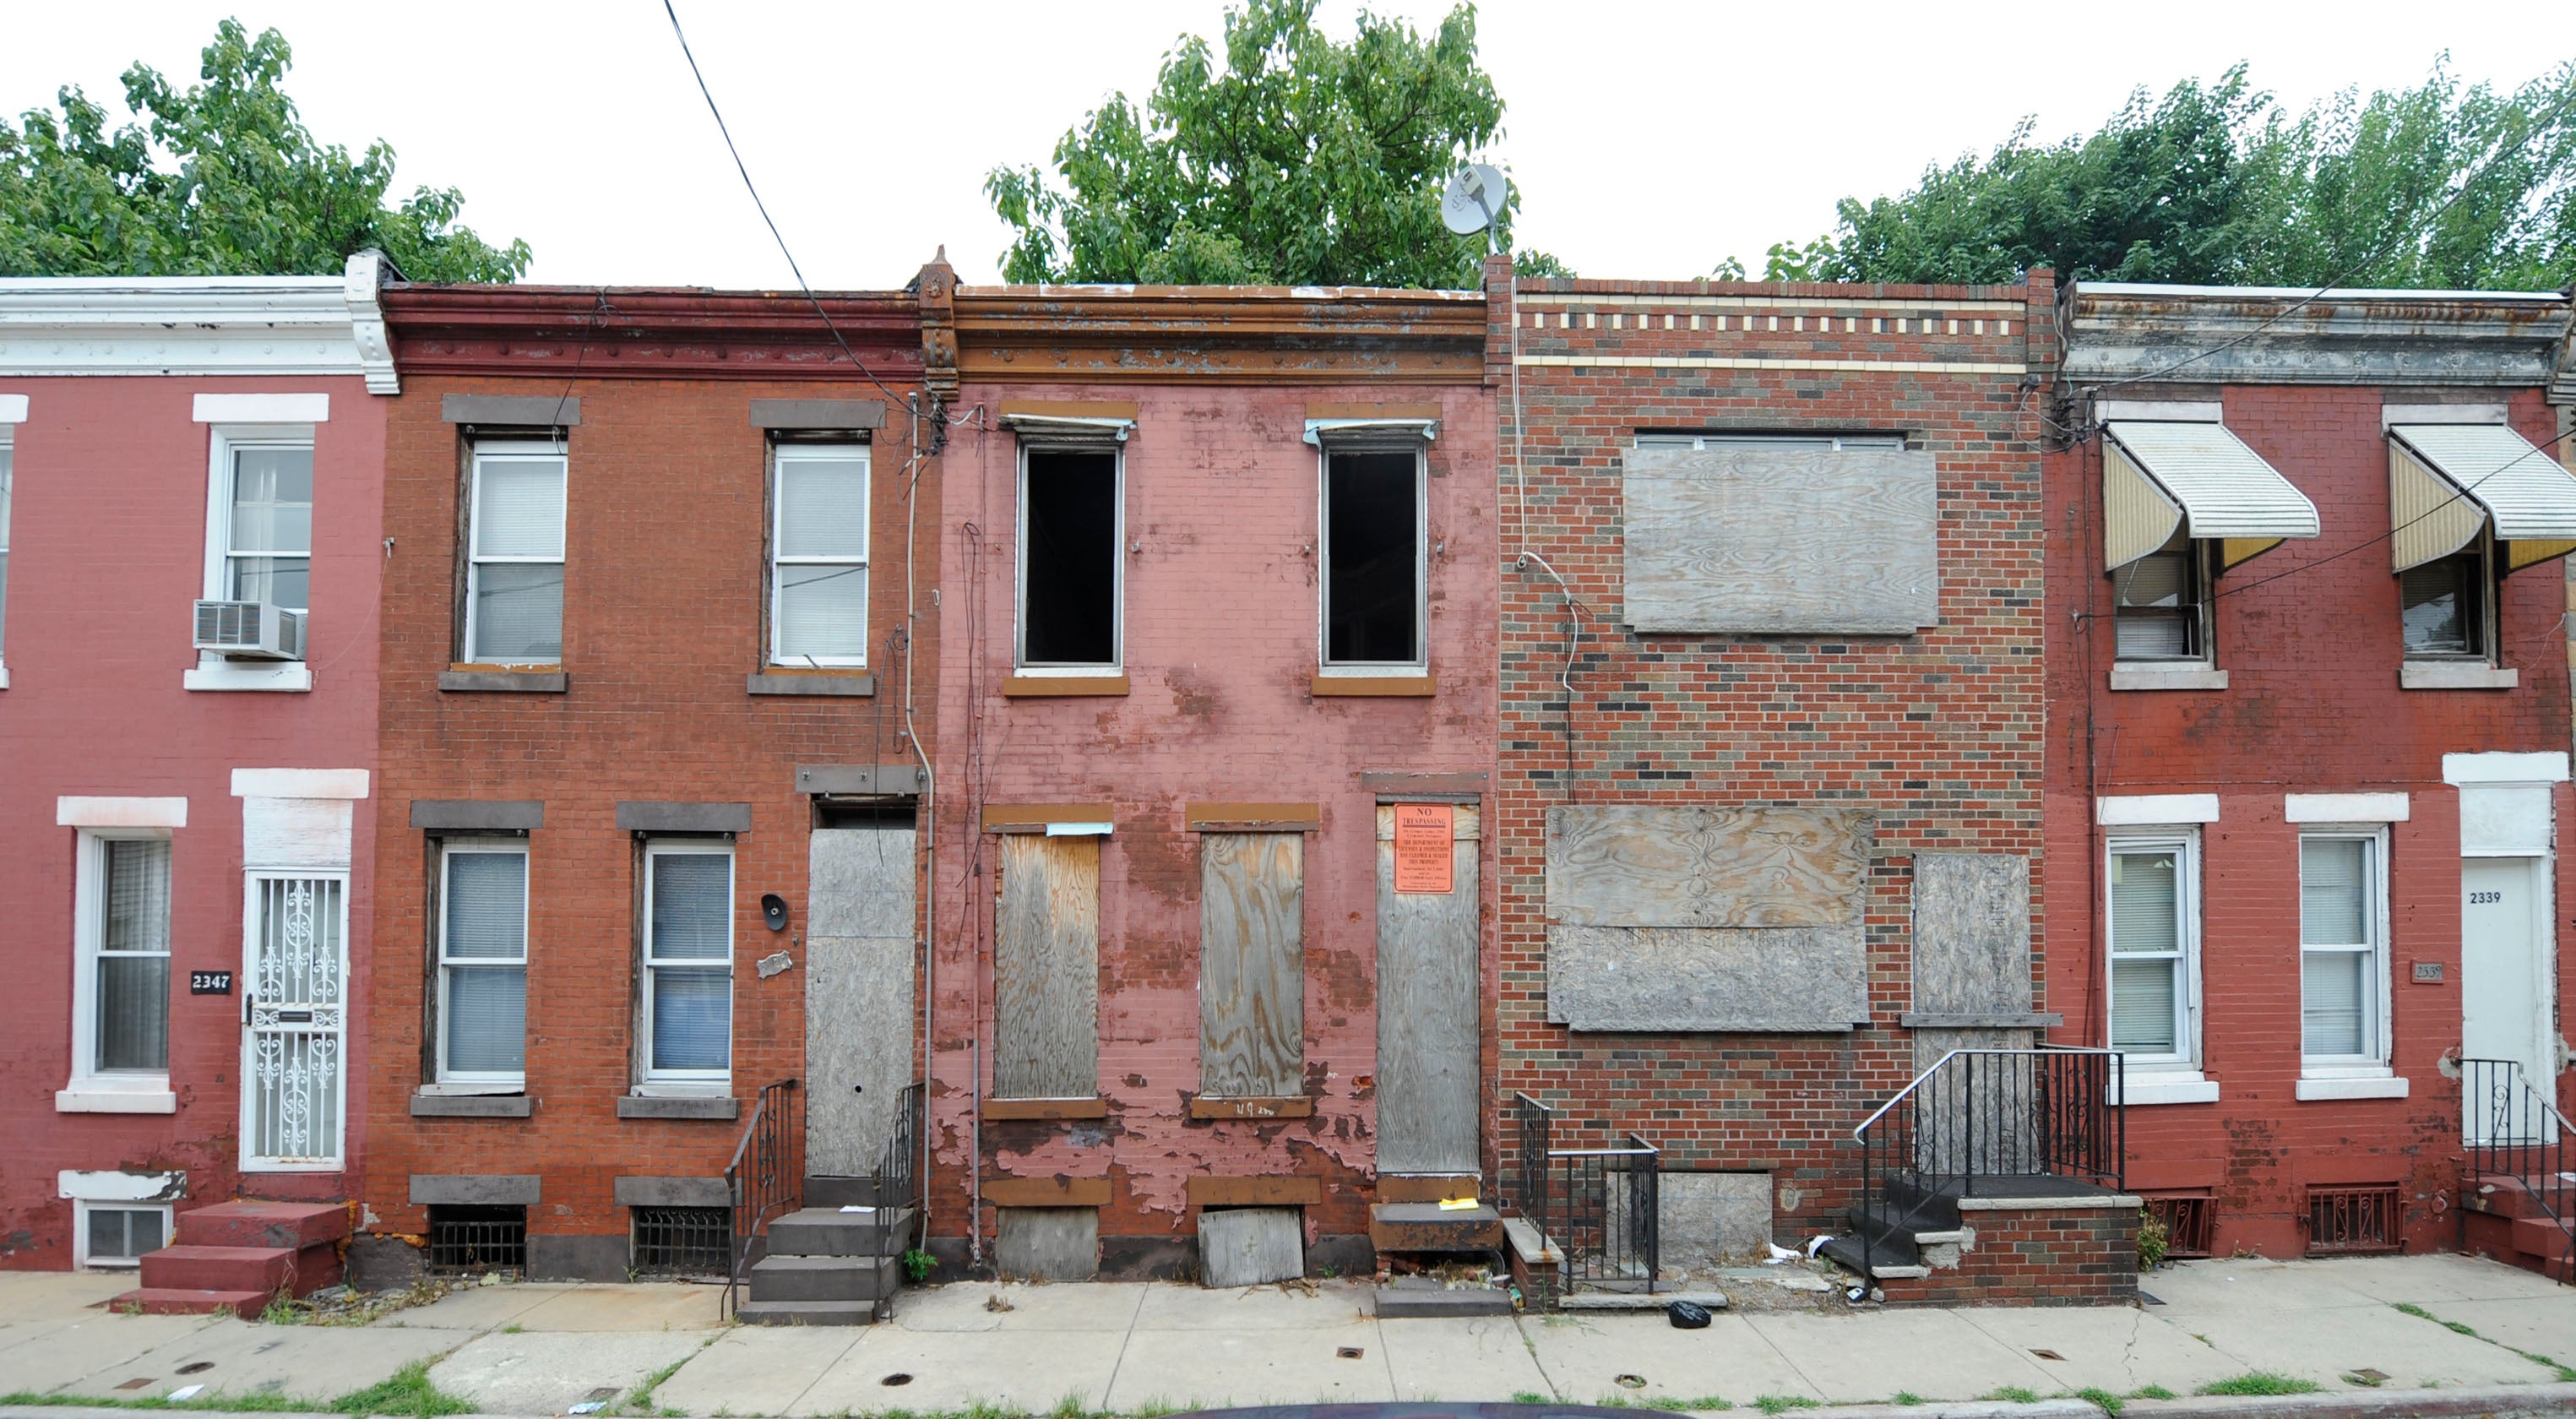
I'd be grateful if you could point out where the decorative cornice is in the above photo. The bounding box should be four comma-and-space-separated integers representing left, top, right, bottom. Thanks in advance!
2064, 282, 2572, 389
0, 253, 399, 393
380, 284, 922, 384
954, 284, 1486, 385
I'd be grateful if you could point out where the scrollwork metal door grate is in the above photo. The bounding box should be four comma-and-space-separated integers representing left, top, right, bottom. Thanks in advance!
244, 874, 347, 1169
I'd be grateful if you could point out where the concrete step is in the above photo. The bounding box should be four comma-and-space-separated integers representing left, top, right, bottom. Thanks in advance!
1559, 1289, 1733, 1312
1368, 1202, 1503, 1254
172, 1200, 349, 1250
140, 1244, 296, 1294
1376, 1284, 1514, 1318
736, 1298, 879, 1327
105, 1288, 269, 1319
747, 1253, 899, 1302
767, 1207, 916, 1258
803, 1176, 899, 1210
1819, 1231, 1920, 1279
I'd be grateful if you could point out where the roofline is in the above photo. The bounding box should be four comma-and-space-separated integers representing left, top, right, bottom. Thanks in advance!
0, 253, 399, 394
2073, 281, 2568, 304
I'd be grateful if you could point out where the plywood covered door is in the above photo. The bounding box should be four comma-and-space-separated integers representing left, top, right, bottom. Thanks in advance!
995, 834, 1101, 1100
1376, 802, 1481, 1176
807, 824, 916, 1176
1200, 833, 1305, 1098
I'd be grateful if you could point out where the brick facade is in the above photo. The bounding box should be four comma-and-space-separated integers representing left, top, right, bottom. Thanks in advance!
1880, 1199, 2141, 1307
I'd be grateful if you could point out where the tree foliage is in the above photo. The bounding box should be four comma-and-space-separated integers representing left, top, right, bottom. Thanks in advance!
1765, 60, 2576, 290
0, 20, 530, 280
986, 0, 1546, 289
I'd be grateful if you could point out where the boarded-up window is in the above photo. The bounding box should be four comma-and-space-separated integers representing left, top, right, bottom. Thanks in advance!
1198, 834, 1304, 1098
994, 835, 1101, 1099
1622, 442, 1937, 633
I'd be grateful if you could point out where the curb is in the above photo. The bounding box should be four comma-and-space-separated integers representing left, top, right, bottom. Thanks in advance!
1767, 1384, 2576, 1419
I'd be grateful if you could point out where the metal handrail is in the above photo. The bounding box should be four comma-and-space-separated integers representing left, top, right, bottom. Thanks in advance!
2459, 1057, 2573, 1286
1852, 1046, 2123, 1139
1508, 1094, 1660, 1295
722, 1077, 800, 1323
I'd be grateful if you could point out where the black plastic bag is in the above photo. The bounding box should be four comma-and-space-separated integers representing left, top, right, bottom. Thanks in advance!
1666, 1299, 1712, 1329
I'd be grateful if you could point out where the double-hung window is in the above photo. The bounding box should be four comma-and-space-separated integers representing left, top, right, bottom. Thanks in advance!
437, 843, 529, 1086
215, 438, 315, 612
466, 442, 568, 665
2299, 832, 2389, 1070
642, 843, 733, 1081
2112, 538, 2212, 661
2106, 835, 2199, 1070
1017, 446, 1122, 671
2399, 547, 2492, 661
1319, 441, 1429, 671
769, 444, 870, 666
77, 835, 173, 1081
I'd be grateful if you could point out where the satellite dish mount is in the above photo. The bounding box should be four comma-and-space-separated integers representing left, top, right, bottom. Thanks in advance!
1441, 163, 1508, 253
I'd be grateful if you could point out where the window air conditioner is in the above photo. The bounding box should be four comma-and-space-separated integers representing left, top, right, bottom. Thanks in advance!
193, 600, 307, 661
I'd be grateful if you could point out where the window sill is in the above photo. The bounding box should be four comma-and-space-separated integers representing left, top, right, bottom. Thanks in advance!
2109, 665, 2227, 692
2296, 1074, 2410, 1101
748, 671, 874, 697
0, 664, 11, 689
1312, 671, 1436, 698
2399, 661, 2515, 690
617, 1092, 738, 1121
2110, 1072, 2220, 1106
410, 1090, 533, 1117
1187, 1095, 1315, 1119
57, 1082, 177, 1114
440, 667, 568, 693
1003, 674, 1129, 698
185, 661, 312, 693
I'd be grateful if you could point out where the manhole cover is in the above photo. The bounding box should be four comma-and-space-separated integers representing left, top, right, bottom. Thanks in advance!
883, 1374, 914, 1387
1337, 1347, 1365, 1360
116, 1378, 156, 1391
2029, 1350, 2066, 1362
177, 1362, 216, 1375
2346, 1368, 2391, 1388
1615, 1374, 1647, 1389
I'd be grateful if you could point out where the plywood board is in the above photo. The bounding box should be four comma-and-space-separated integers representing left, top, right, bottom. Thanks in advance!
995, 1207, 1099, 1281
1198, 833, 1306, 1098
1546, 804, 1872, 929
1377, 830, 1481, 1176
808, 826, 916, 938
1622, 444, 1939, 633
1546, 924, 1870, 1032
995, 835, 1100, 1100
1187, 1176, 1324, 1207
1910, 852, 2031, 1016
1197, 1207, 1304, 1287
807, 827, 917, 1173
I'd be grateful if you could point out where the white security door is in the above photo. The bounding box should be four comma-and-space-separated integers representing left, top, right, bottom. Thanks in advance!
2460, 857, 2552, 1144
242, 874, 349, 1170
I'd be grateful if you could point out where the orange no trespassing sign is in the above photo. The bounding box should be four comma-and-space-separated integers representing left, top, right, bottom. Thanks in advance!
1393, 803, 1454, 894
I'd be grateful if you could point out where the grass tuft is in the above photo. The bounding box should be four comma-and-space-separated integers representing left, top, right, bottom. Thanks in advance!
1510, 1395, 1551, 1406
1889, 1396, 1927, 1408
2073, 1387, 2123, 1415
2125, 1386, 2175, 1400
1981, 1387, 2041, 1404
2196, 1373, 2320, 1398
1751, 1399, 1820, 1416
331, 1359, 476, 1417
1642, 1398, 1731, 1412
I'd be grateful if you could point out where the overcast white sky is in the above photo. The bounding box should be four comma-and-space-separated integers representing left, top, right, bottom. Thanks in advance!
3, 2, 2566, 289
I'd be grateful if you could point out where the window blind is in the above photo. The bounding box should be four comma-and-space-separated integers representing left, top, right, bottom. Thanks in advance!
2109, 958, 2177, 1052
777, 457, 867, 557
445, 853, 526, 959
443, 851, 527, 1078
2108, 851, 2177, 954
650, 854, 732, 960
2302, 950, 2367, 1057
648, 851, 731, 1074
474, 459, 565, 558
776, 564, 868, 659
2300, 839, 2367, 946
445, 966, 527, 1075
97, 839, 171, 1073
471, 564, 564, 661
652, 969, 731, 1073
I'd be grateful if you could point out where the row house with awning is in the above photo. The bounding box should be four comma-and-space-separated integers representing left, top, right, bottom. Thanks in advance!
2044, 282, 2576, 1268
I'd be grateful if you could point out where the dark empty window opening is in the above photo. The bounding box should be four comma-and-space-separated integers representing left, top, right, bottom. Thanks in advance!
1019, 449, 1119, 667
631, 1205, 731, 1279
813, 796, 917, 829
425, 1204, 527, 1275
1324, 449, 1421, 665
2401, 551, 2489, 659
2113, 541, 2209, 661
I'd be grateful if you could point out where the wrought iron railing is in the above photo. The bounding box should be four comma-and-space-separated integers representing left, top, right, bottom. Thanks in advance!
2460, 1057, 2573, 1285
722, 1077, 800, 1322
863, 1081, 927, 1319
1509, 1092, 1661, 1293
1852, 1047, 2124, 1276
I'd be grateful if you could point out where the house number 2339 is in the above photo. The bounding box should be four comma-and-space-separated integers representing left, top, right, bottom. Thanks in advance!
2468, 890, 2503, 905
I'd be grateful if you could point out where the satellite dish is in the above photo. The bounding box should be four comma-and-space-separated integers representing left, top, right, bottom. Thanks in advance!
1441, 163, 1508, 238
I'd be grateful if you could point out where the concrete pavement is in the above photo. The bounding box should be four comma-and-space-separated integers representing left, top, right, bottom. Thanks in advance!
0, 1253, 2568, 1415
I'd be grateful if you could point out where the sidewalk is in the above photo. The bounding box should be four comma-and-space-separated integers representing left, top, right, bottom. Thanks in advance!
2, 1253, 2572, 1416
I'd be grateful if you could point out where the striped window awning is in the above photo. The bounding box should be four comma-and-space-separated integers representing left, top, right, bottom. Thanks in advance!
2388, 422, 2576, 574
2102, 420, 2320, 573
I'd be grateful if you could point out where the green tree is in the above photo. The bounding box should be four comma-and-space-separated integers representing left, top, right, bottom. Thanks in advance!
0, 19, 530, 280
986, 0, 1545, 289
1764, 59, 2576, 290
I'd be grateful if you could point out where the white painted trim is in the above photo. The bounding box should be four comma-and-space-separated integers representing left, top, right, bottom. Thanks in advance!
1014, 438, 1124, 675
56, 796, 187, 828
2097, 793, 2220, 825
640, 840, 734, 1085
767, 443, 871, 669
1317, 441, 1430, 672
2285, 792, 2411, 823
0, 254, 396, 393
185, 661, 313, 693
238, 870, 352, 1172
2445, 752, 2571, 785
2110, 1073, 2221, 1106
231, 768, 371, 800
1045, 822, 1114, 837
1958, 1193, 2146, 1211
56, 1087, 177, 1113
0, 394, 25, 422
193, 393, 329, 424
2098, 400, 2222, 423
2383, 403, 2506, 428
435, 839, 530, 1088
2296, 1075, 2411, 1101
2297, 827, 2394, 1073
58, 1169, 185, 1202
2402, 661, 2518, 690
2109, 666, 2228, 692
71, 1199, 173, 1269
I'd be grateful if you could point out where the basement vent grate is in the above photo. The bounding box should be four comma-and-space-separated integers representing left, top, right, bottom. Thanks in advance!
2306, 1186, 2401, 1255
2142, 1192, 2215, 1259
630, 1205, 731, 1280
424, 1204, 527, 1275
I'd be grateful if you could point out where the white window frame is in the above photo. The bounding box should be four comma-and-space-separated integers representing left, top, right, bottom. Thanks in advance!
640, 840, 734, 1085
66, 829, 177, 1106
1014, 440, 1125, 675
200, 427, 318, 610
433, 840, 530, 1090
2399, 533, 2499, 666
0, 418, 14, 688
2298, 827, 2395, 1079
464, 439, 569, 666
2105, 830, 2205, 1079
71, 1199, 172, 1269
1316, 438, 1430, 675
768, 442, 871, 669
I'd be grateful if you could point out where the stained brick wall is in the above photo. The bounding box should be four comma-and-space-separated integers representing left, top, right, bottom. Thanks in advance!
1882, 1200, 2140, 1307
2041, 383, 2576, 1261
1492, 265, 2054, 1241
363, 362, 935, 1276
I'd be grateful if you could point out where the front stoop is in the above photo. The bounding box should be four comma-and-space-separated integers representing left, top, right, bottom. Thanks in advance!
111, 1201, 349, 1317
2463, 1172, 2575, 1281
1368, 1201, 1503, 1253
736, 1182, 914, 1327
1827, 1178, 2141, 1305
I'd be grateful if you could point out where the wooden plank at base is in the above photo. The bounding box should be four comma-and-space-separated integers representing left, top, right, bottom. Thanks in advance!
983, 1177, 1111, 1207
1369, 1201, 1503, 1253
1377, 1175, 1479, 1204
1187, 1095, 1314, 1119
1187, 1176, 1323, 1207
1198, 1207, 1304, 1286
982, 1097, 1110, 1121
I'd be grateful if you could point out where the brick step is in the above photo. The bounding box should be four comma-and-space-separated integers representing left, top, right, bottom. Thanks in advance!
172, 1201, 351, 1251
747, 1253, 899, 1302
139, 1241, 342, 1297
2512, 1214, 2574, 1258
1368, 1202, 1503, 1254
104, 1288, 269, 1320
736, 1298, 878, 1327
766, 1207, 916, 1258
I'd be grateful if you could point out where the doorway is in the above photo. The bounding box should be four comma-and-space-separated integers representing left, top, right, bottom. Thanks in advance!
2461, 856, 2554, 1144
1375, 801, 1481, 1177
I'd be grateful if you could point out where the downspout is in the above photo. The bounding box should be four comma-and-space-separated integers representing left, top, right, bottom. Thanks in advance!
904, 391, 937, 1245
